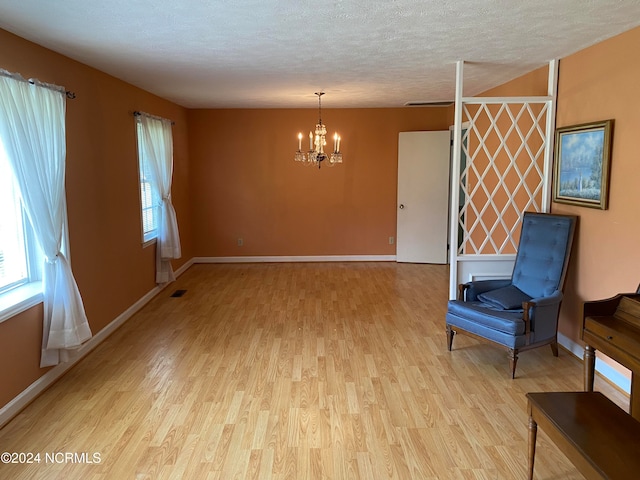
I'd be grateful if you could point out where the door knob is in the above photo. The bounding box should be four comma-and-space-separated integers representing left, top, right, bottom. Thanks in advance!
399, 204, 405, 209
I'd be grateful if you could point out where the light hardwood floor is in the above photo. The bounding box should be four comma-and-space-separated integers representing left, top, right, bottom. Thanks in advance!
0, 263, 627, 479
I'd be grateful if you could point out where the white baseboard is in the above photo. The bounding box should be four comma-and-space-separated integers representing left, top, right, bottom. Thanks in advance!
557, 331, 631, 394
174, 258, 195, 277
193, 255, 397, 263
0, 258, 195, 429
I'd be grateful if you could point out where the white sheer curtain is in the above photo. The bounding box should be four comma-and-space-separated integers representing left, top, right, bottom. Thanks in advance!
0, 70, 91, 367
137, 113, 181, 284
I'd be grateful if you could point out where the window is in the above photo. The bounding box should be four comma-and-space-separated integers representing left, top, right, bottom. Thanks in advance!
0, 138, 42, 319
136, 120, 160, 243
0, 146, 27, 293
134, 112, 181, 283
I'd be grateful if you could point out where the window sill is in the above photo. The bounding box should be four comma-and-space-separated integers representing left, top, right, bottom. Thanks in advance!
142, 236, 157, 248
0, 282, 43, 324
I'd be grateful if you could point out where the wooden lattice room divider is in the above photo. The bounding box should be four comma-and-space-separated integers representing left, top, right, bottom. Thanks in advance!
448, 61, 558, 298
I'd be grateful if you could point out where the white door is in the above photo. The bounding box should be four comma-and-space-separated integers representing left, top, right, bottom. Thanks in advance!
397, 131, 450, 263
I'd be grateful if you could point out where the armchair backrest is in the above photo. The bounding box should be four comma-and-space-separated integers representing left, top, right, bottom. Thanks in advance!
511, 212, 577, 299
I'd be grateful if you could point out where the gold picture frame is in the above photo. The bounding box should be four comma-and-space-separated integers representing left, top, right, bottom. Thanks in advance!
553, 119, 614, 210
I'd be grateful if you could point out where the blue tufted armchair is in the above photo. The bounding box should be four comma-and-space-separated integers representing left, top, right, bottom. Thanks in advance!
446, 212, 577, 378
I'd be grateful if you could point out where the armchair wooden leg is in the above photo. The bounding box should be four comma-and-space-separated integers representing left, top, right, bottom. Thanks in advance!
446, 325, 455, 351
550, 341, 559, 357
508, 349, 518, 379
528, 415, 537, 480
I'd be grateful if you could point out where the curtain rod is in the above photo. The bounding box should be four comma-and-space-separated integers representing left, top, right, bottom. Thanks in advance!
133, 110, 175, 125
0, 69, 75, 99
26, 80, 76, 99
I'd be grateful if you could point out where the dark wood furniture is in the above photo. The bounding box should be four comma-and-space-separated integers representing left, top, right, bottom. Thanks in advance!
526, 292, 640, 479
582, 292, 640, 420
526, 392, 640, 479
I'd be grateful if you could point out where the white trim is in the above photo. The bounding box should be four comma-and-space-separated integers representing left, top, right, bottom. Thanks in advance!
0, 357, 74, 429
456, 254, 517, 262
448, 60, 464, 299
557, 331, 631, 394
193, 255, 397, 264
141, 236, 157, 249
542, 59, 559, 211
461, 95, 553, 104
0, 257, 194, 429
0, 282, 43, 324
173, 258, 194, 277
468, 273, 511, 282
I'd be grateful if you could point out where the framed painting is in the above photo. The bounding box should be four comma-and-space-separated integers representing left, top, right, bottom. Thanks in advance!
553, 119, 614, 209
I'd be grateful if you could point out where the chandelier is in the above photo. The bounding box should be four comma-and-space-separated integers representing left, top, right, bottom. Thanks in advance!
295, 92, 342, 168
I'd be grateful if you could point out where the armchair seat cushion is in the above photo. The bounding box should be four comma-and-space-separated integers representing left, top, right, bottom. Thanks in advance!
447, 300, 526, 336
477, 284, 532, 310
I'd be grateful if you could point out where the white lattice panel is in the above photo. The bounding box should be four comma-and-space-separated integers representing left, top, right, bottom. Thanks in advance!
457, 101, 548, 255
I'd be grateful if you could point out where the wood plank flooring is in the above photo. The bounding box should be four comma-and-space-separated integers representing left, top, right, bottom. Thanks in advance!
0, 263, 628, 479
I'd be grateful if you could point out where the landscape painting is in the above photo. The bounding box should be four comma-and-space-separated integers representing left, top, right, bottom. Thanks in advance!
553, 120, 613, 209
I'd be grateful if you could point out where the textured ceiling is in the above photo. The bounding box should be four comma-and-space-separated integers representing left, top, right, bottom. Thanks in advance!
0, 1, 639, 108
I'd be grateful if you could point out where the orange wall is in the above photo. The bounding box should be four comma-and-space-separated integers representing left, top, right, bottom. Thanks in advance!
0, 29, 193, 408
476, 35, 640, 370
481, 65, 550, 98
552, 26, 640, 348
188, 107, 452, 257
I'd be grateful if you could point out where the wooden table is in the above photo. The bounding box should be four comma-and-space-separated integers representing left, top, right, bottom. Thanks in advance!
526, 391, 640, 480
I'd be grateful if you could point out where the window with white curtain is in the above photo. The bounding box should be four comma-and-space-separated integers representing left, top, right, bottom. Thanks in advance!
134, 112, 181, 284
0, 135, 42, 319
0, 70, 91, 365
136, 121, 160, 243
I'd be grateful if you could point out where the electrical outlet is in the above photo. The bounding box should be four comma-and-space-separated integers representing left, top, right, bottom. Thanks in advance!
389, 236, 394, 245
237, 238, 243, 247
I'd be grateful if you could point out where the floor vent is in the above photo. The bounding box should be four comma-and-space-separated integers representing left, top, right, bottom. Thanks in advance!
170, 289, 187, 298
